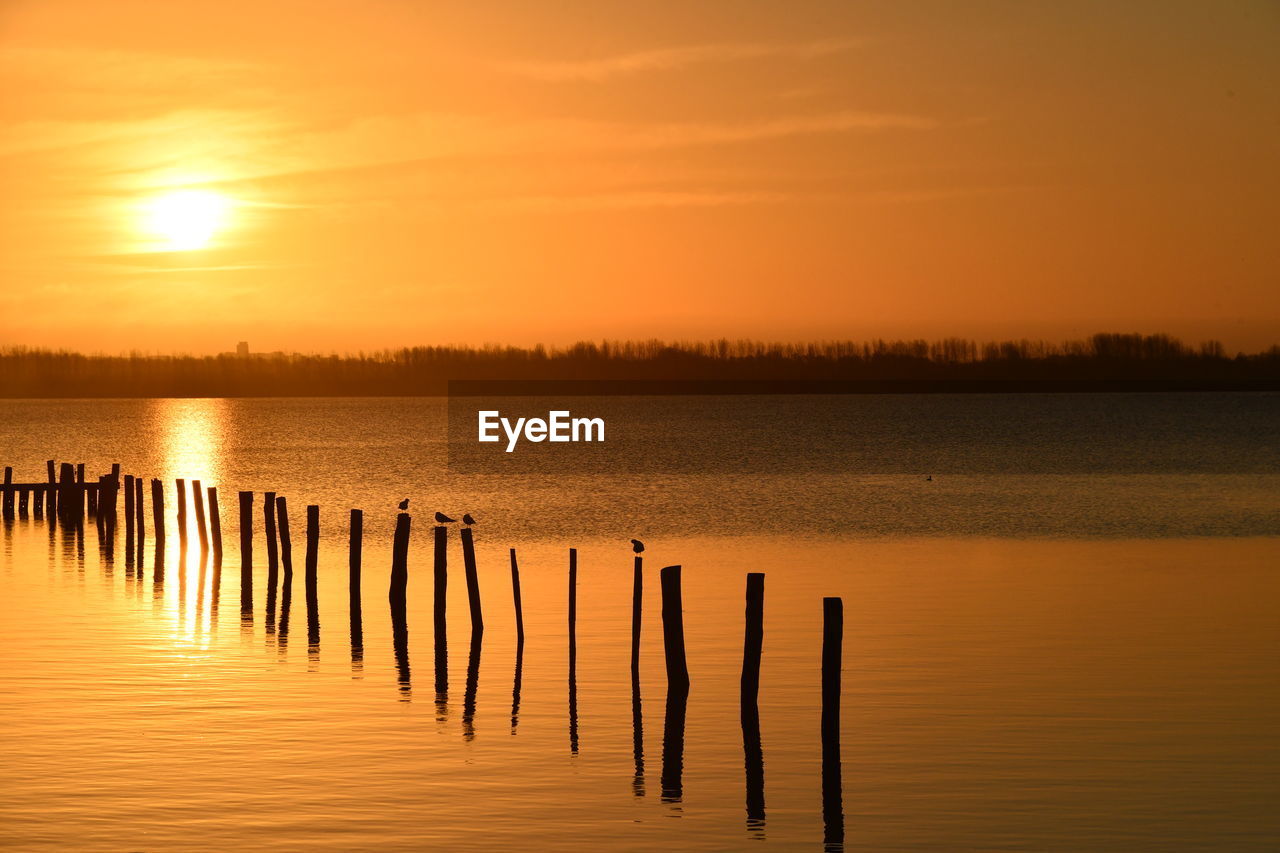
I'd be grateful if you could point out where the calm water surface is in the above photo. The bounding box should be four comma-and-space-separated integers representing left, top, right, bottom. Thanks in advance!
1, 396, 1277, 851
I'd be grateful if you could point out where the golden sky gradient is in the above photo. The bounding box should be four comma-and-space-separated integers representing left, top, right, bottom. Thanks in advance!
1, 0, 1277, 352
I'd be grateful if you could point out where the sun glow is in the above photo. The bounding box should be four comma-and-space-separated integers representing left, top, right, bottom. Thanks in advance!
141, 189, 230, 251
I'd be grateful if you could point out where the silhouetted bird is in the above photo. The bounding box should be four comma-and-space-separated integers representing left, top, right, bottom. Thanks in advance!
435, 512, 456, 524
925, 475, 933, 482
398, 498, 410, 510
462, 513, 476, 526
631, 539, 645, 554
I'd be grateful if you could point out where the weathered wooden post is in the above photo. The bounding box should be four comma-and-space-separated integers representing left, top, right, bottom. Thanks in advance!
822, 596, 844, 849
263, 491, 278, 579
1, 466, 13, 520
305, 505, 319, 600
460, 526, 484, 634
93, 476, 106, 536
238, 491, 253, 608
742, 573, 764, 703
151, 479, 164, 541
1, 466, 12, 520
134, 476, 145, 545
390, 512, 412, 701
192, 479, 208, 554
568, 547, 579, 754
349, 509, 363, 603
660, 565, 690, 691
305, 505, 320, 654
45, 460, 57, 518
509, 548, 524, 645
207, 486, 223, 560
276, 495, 292, 579
123, 474, 135, 537
433, 523, 447, 644
175, 479, 188, 550
389, 511, 411, 608
75, 463, 85, 519
18, 486, 30, 519
106, 464, 120, 520
565, 545, 576, 655
632, 551, 643, 678
57, 462, 76, 525
742, 573, 766, 829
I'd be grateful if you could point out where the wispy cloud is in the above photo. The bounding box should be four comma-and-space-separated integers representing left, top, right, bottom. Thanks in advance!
504, 38, 860, 81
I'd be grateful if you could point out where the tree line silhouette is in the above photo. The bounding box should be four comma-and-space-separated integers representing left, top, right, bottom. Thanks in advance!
1, 333, 1276, 397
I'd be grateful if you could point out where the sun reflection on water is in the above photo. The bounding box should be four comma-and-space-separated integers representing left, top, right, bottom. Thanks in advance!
154, 399, 228, 645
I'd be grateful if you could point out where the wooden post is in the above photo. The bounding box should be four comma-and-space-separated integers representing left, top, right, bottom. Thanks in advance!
264, 491, 278, 578
134, 476, 145, 544
175, 479, 188, 550
123, 474, 135, 536
433, 524, 447, 640
151, 479, 164, 541
192, 479, 208, 553
208, 487, 223, 560
509, 548, 524, 644
45, 460, 57, 518
2, 466, 12, 520
742, 572, 766, 829
631, 553, 643, 677
94, 476, 106, 535
305, 505, 319, 600
238, 491, 253, 602
75, 463, 85, 519
822, 596, 844, 848
32, 485, 43, 520
460, 526, 484, 634
19, 486, 30, 519
742, 573, 764, 703
568, 547, 578, 669
276, 495, 292, 578
660, 565, 690, 691
106, 464, 119, 520
58, 462, 75, 524
822, 597, 842, 743
389, 511, 411, 608
567, 546, 578, 754
349, 509, 363, 603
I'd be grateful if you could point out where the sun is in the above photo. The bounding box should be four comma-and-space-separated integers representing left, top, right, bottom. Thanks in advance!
141, 189, 230, 251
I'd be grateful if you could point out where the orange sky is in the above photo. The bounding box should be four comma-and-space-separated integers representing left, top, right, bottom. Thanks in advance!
1, 0, 1277, 353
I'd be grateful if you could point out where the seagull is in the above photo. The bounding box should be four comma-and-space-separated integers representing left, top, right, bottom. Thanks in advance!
398, 498, 410, 510
435, 511, 456, 524
462, 513, 476, 526
631, 539, 645, 554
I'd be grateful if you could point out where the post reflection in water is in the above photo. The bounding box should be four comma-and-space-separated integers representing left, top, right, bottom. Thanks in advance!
277, 570, 292, 655
462, 630, 482, 740
350, 592, 364, 678
510, 637, 523, 734
210, 549, 222, 637
661, 685, 689, 805
434, 627, 448, 721
631, 671, 645, 797
391, 601, 411, 702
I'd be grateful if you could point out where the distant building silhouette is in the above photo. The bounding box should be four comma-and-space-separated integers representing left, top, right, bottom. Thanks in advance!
236, 341, 250, 358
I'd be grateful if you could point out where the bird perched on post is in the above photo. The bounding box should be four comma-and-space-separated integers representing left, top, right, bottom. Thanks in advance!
631, 539, 645, 554
435, 511, 456, 523
398, 498, 410, 510
462, 513, 476, 526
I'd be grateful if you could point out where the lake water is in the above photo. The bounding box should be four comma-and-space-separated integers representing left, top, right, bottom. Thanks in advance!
1, 395, 1278, 850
